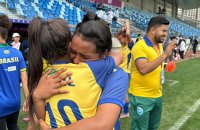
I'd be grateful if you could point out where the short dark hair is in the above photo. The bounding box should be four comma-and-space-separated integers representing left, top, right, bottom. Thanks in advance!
0, 14, 12, 40
147, 16, 169, 32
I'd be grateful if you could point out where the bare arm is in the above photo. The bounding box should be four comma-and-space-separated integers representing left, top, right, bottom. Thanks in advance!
136, 39, 176, 75
33, 98, 46, 120
21, 71, 29, 99
20, 71, 29, 112
116, 25, 133, 49
109, 52, 123, 66
113, 25, 134, 66
57, 103, 120, 130
136, 54, 167, 75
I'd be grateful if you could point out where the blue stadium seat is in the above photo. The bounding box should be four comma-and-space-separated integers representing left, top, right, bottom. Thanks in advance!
0, 0, 6, 3
120, 7, 200, 37
7, 0, 16, 10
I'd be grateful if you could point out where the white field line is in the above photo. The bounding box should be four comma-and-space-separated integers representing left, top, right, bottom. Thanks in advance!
165, 79, 179, 86
168, 99, 200, 130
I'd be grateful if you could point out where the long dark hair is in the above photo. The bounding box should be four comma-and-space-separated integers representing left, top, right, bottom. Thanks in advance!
28, 17, 71, 121
0, 14, 12, 40
73, 13, 112, 57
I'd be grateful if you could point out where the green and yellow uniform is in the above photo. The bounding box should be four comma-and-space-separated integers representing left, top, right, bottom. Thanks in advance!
129, 36, 164, 130
119, 44, 131, 74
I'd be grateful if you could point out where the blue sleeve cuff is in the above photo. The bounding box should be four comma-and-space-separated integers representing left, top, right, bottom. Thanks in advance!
98, 98, 124, 108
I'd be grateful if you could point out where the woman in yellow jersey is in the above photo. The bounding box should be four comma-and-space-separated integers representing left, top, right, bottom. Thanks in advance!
28, 13, 128, 130
116, 25, 134, 118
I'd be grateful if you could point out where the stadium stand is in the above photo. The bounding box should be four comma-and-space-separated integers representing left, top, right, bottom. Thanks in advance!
0, 0, 132, 36
0, 0, 85, 29
1, 0, 200, 38
121, 7, 200, 37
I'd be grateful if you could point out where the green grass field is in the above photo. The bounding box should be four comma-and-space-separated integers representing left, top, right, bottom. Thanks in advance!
18, 58, 200, 130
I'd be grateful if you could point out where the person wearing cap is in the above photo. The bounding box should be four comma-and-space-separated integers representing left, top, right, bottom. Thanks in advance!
128, 16, 176, 130
11, 32, 21, 50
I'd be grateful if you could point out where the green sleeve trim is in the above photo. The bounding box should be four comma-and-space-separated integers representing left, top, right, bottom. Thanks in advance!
135, 57, 147, 62
20, 68, 26, 72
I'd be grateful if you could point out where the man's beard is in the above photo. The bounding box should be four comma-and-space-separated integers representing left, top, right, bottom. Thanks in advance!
155, 35, 165, 43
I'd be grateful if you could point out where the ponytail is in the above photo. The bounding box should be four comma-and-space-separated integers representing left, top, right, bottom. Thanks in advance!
28, 17, 43, 123
28, 17, 72, 123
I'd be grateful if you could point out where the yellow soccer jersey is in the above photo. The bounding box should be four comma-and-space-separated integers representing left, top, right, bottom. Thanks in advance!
119, 41, 134, 74
129, 36, 164, 98
119, 45, 131, 73
42, 58, 48, 69
44, 56, 128, 130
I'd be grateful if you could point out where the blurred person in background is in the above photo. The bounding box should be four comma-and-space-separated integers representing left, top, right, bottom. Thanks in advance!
11, 32, 21, 50
192, 36, 199, 56
113, 8, 119, 22
107, 8, 114, 26
179, 37, 186, 59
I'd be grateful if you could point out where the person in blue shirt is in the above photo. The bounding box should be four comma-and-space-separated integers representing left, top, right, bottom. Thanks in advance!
0, 14, 29, 130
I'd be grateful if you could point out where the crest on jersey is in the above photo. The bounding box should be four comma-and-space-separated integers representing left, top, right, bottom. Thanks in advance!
3, 50, 10, 54
137, 106, 143, 115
